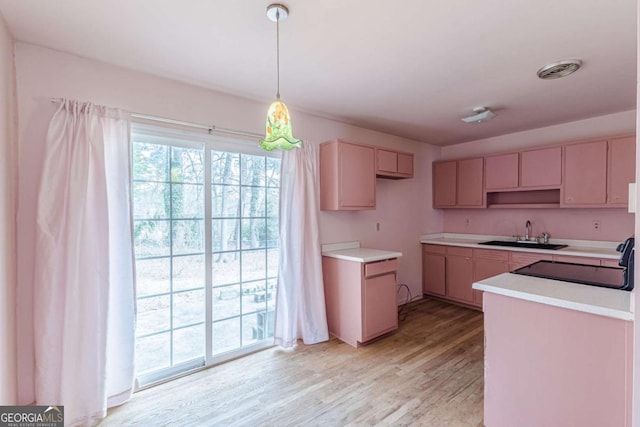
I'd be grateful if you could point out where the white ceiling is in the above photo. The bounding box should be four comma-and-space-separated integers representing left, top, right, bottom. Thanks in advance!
0, 0, 636, 145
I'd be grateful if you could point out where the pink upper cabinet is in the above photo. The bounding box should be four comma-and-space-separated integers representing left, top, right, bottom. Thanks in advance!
607, 136, 636, 207
433, 161, 457, 207
320, 140, 376, 210
562, 140, 607, 206
485, 153, 518, 190
456, 157, 484, 207
520, 146, 562, 188
375, 149, 414, 179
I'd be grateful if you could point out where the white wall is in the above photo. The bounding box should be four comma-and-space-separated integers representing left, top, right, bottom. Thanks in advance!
0, 12, 17, 405
13, 42, 442, 403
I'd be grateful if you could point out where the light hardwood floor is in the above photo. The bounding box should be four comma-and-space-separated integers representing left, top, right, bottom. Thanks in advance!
102, 298, 484, 426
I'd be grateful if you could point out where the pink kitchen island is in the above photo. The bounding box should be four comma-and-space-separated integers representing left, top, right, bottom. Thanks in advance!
473, 273, 633, 427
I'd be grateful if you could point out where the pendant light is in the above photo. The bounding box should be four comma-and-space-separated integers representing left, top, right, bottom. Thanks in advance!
259, 3, 302, 151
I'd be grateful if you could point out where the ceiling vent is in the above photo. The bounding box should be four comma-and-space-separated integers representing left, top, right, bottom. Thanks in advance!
537, 59, 582, 80
461, 107, 496, 124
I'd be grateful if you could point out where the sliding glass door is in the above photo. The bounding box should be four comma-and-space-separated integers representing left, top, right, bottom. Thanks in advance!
131, 125, 279, 386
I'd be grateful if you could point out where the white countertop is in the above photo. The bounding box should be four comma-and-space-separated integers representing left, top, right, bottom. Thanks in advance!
473, 273, 633, 321
321, 241, 403, 263
420, 233, 620, 259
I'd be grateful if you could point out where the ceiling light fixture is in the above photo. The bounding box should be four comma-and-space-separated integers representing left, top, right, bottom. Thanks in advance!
461, 107, 496, 124
537, 59, 582, 80
259, 3, 302, 151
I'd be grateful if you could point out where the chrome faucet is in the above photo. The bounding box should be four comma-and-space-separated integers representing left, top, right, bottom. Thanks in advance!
525, 220, 531, 241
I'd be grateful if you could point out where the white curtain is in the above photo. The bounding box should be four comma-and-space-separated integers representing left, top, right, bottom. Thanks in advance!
274, 142, 329, 347
33, 100, 135, 425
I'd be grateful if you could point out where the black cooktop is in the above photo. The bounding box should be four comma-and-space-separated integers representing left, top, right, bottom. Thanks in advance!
511, 260, 628, 290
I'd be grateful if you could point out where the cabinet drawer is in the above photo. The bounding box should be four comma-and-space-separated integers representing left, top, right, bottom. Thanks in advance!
364, 258, 399, 278
553, 255, 600, 266
423, 244, 447, 255
510, 251, 553, 266
447, 246, 473, 257
474, 249, 509, 261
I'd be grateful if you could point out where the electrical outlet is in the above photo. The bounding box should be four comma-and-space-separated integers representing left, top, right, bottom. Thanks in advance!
592, 220, 601, 231
465, 218, 470, 228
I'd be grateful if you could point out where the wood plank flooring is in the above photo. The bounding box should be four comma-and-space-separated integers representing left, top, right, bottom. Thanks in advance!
102, 298, 484, 426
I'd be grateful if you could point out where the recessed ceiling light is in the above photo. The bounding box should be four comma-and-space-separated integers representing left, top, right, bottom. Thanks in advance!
537, 59, 582, 80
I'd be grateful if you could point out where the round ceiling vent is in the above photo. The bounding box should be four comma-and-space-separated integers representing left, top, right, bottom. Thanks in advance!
537, 59, 582, 80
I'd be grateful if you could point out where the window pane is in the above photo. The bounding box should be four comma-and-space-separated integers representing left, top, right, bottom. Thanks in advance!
211, 151, 239, 185
241, 154, 265, 187
266, 157, 280, 187
266, 187, 279, 218
171, 147, 204, 184
173, 255, 204, 292
212, 318, 240, 355
267, 248, 279, 278
136, 295, 170, 337
136, 258, 170, 297
241, 186, 265, 217
172, 220, 204, 255
266, 218, 278, 249
242, 280, 270, 314
135, 333, 170, 374
267, 279, 277, 312
242, 250, 266, 281
171, 183, 204, 219
212, 219, 239, 252
133, 182, 169, 219
212, 184, 240, 218
242, 313, 262, 346
173, 289, 205, 329
212, 252, 240, 286
173, 324, 204, 364
132, 143, 168, 182
134, 220, 170, 257
212, 284, 241, 320
241, 219, 266, 249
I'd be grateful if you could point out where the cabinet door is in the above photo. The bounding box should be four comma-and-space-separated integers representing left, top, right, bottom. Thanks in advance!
446, 255, 474, 303
607, 136, 636, 206
397, 153, 414, 177
521, 146, 562, 188
553, 255, 600, 266
362, 273, 398, 342
563, 140, 607, 205
510, 251, 554, 270
473, 251, 509, 307
485, 153, 518, 190
433, 161, 457, 207
377, 149, 397, 173
423, 251, 446, 296
457, 158, 484, 206
339, 142, 376, 208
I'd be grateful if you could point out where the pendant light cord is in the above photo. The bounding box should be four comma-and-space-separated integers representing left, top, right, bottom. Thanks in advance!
276, 9, 280, 100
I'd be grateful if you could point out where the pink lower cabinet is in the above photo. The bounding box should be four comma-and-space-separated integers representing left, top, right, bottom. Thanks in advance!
483, 293, 632, 427
322, 256, 399, 347
445, 247, 474, 304
472, 249, 509, 306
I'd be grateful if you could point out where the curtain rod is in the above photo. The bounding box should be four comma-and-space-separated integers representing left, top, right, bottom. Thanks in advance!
49, 98, 262, 139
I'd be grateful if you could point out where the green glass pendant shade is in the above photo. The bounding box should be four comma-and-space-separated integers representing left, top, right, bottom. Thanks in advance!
259, 100, 302, 151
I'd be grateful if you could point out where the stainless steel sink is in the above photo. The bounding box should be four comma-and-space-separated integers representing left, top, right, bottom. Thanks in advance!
478, 240, 568, 250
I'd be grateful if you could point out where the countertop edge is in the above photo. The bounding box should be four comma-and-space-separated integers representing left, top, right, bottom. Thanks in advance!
473, 274, 633, 321
322, 250, 403, 263
420, 237, 619, 259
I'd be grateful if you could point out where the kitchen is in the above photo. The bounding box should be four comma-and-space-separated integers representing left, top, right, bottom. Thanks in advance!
0, 1, 639, 426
